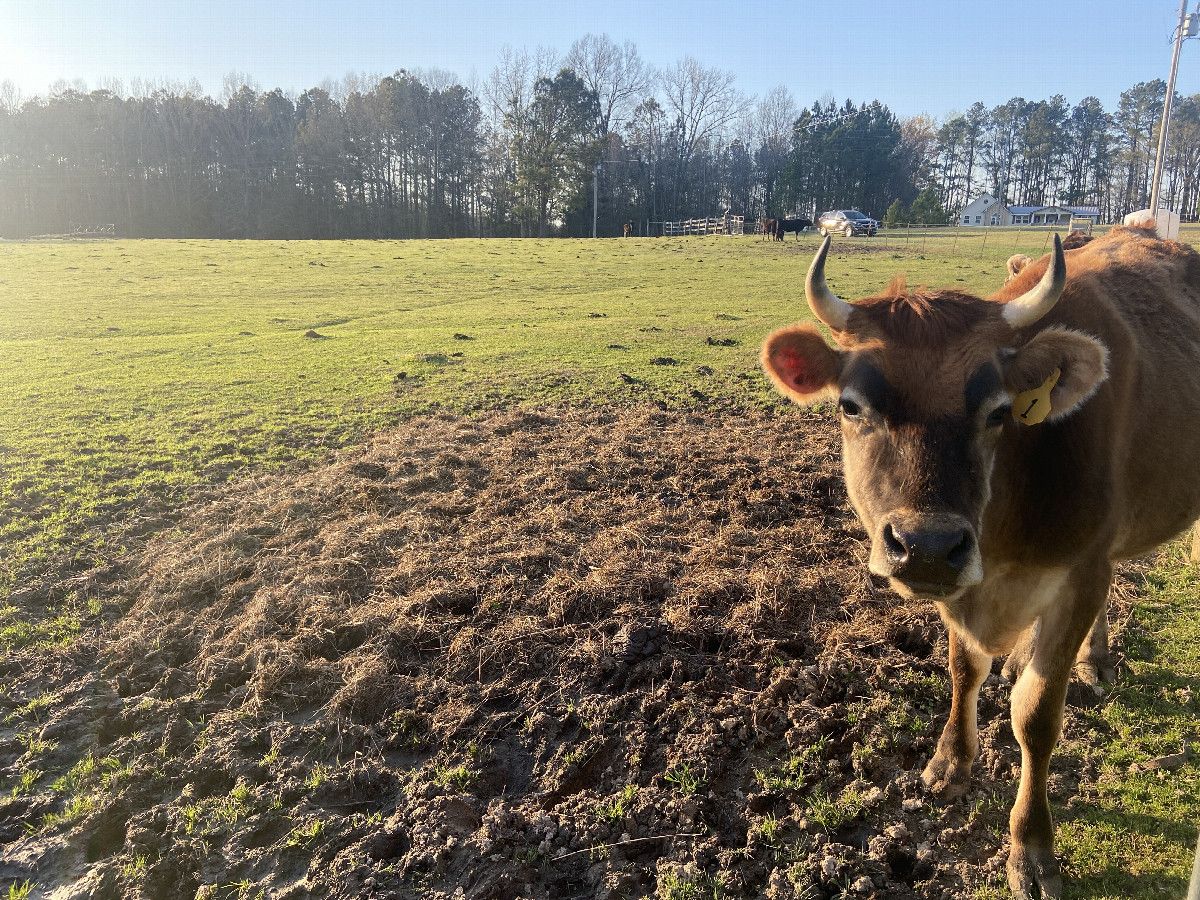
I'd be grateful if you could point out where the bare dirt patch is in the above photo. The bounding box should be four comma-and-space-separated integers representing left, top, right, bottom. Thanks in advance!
0, 406, 1140, 899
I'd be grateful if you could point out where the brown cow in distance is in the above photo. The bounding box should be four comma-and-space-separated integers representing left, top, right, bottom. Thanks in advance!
623, 222, 632, 238
761, 226, 1200, 898
1007, 232, 1093, 282
761, 218, 778, 241
1060, 230, 1093, 250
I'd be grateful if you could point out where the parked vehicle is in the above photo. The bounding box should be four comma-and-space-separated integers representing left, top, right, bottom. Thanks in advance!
817, 209, 878, 237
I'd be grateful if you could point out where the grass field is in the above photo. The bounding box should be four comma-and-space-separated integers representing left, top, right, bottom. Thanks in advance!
0, 232, 1059, 596
1, 232, 1199, 898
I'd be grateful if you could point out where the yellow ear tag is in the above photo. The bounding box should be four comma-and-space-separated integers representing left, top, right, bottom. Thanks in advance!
1012, 367, 1061, 426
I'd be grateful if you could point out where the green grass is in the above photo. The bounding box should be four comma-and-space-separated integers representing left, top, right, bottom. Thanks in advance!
0, 235, 1040, 602
753, 736, 829, 794
595, 783, 639, 824
3, 233, 1200, 896
805, 782, 871, 831
1053, 542, 1200, 899
285, 819, 325, 849
178, 782, 255, 838
0, 235, 975, 656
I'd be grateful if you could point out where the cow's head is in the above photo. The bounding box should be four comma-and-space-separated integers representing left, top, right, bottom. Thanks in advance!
762, 236, 1109, 601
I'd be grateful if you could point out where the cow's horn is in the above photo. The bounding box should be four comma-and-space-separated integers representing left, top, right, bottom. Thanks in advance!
806, 236, 854, 331
1002, 233, 1066, 328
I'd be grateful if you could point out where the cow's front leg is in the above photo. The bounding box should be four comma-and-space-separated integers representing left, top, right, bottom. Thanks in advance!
921, 624, 991, 800
1006, 562, 1111, 900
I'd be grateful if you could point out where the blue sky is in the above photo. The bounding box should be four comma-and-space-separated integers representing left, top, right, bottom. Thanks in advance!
1, 0, 1195, 119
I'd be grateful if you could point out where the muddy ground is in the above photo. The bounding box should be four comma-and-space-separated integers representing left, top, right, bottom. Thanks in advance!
0, 406, 1148, 899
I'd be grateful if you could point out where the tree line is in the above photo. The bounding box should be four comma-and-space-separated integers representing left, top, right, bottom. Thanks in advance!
0, 36, 1193, 239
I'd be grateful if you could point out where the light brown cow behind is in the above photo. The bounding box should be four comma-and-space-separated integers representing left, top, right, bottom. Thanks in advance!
761, 225, 1200, 898
1008, 231, 1094, 282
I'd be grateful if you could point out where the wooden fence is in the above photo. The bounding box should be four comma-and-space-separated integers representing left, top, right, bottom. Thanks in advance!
655, 215, 744, 236
68, 223, 116, 237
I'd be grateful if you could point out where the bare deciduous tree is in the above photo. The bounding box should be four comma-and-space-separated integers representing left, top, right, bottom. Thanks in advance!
0, 80, 23, 115
753, 85, 798, 215
564, 34, 651, 138
659, 56, 749, 216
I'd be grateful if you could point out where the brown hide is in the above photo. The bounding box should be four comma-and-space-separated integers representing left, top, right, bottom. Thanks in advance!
816, 226, 1200, 574
1061, 230, 1093, 250
993, 227, 1200, 563
760, 225, 1200, 897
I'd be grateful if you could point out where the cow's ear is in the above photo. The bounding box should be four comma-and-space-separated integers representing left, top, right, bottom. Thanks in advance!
1004, 327, 1109, 422
761, 324, 843, 404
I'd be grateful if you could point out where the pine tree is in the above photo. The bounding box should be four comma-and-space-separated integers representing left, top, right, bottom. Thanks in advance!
884, 198, 905, 228
909, 186, 946, 224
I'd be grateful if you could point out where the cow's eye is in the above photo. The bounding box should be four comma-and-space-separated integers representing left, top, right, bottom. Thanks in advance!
986, 404, 1011, 428
839, 396, 862, 418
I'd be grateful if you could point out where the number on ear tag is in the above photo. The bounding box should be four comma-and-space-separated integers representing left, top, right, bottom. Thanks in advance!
1013, 367, 1061, 426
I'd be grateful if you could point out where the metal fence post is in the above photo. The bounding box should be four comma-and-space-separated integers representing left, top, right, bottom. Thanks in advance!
1187, 831, 1200, 900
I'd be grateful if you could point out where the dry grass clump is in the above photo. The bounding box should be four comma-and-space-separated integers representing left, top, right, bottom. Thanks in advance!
19, 404, 1163, 898
108, 406, 910, 734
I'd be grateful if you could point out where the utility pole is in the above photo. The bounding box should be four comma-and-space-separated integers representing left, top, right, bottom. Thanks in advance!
592, 164, 601, 238
1150, 1, 1199, 218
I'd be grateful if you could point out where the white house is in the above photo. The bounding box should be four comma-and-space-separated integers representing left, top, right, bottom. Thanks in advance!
958, 194, 1011, 227
1007, 205, 1101, 226
958, 196, 1102, 227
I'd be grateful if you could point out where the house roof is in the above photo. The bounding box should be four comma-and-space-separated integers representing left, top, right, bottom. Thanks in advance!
960, 196, 997, 211
1007, 204, 1100, 217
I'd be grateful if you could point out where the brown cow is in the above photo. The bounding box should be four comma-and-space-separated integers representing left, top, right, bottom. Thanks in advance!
761, 226, 1200, 898
1008, 233, 1093, 282
762, 218, 777, 241
623, 222, 632, 238
1062, 231, 1092, 250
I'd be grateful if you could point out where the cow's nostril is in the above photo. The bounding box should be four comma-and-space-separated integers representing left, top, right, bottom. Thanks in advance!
946, 530, 975, 571
883, 523, 909, 565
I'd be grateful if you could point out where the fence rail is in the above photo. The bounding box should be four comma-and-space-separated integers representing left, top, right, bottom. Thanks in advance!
636, 220, 1200, 255
68, 223, 116, 237
654, 216, 743, 237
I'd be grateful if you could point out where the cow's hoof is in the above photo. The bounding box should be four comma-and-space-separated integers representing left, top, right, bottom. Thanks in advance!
1074, 658, 1116, 695
1007, 846, 1062, 899
919, 754, 972, 801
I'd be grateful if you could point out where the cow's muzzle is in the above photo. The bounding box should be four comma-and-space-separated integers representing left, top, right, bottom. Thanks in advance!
870, 512, 982, 598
